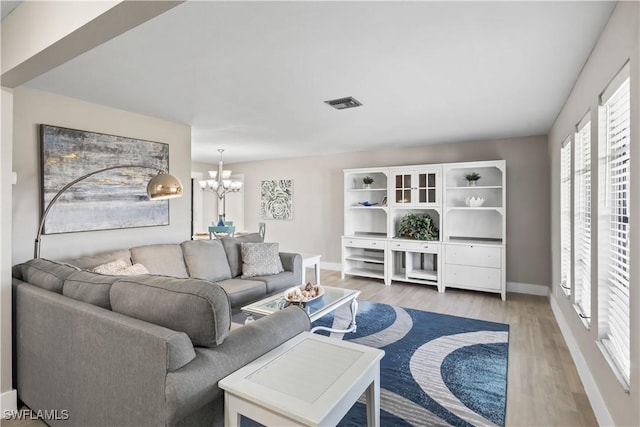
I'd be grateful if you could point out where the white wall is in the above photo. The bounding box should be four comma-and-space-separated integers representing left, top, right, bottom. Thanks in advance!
228, 135, 550, 288
12, 87, 192, 263
548, 2, 639, 425
1, 87, 16, 412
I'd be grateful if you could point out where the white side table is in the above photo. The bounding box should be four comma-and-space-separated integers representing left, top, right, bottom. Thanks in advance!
219, 332, 384, 427
301, 253, 322, 284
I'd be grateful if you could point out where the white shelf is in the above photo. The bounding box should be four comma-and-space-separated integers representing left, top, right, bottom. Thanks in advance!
348, 188, 387, 192
407, 269, 437, 280
345, 254, 385, 264
349, 206, 388, 211
445, 238, 503, 246
446, 207, 504, 213
344, 268, 385, 280
445, 186, 502, 190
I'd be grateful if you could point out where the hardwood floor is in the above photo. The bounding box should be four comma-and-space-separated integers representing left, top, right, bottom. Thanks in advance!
4, 270, 597, 427
322, 270, 597, 427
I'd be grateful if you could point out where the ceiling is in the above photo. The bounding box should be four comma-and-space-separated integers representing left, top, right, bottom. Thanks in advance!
24, 1, 616, 164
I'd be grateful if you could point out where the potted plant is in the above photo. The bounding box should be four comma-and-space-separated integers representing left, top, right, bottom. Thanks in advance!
362, 176, 374, 189
464, 172, 481, 187
396, 213, 439, 241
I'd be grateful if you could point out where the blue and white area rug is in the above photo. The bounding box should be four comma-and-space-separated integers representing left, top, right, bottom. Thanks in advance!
311, 301, 509, 427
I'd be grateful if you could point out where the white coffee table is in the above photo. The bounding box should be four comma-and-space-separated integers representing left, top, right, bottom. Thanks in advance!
219, 332, 384, 427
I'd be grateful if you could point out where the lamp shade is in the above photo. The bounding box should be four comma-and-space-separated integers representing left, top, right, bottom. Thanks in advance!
147, 171, 183, 200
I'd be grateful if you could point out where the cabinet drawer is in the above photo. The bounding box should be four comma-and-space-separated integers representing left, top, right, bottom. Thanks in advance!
342, 237, 385, 250
390, 240, 439, 253
445, 244, 501, 268
445, 265, 501, 290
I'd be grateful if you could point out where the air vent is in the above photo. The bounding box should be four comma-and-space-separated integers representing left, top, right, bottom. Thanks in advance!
324, 96, 362, 110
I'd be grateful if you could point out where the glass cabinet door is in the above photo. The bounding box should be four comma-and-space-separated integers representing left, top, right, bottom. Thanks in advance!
394, 173, 412, 204
417, 172, 438, 204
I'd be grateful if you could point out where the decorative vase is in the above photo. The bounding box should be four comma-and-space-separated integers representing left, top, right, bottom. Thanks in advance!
467, 181, 476, 187
363, 183, 371, 189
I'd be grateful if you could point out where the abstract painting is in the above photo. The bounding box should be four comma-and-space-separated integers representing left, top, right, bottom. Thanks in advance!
40, 125, 170, 234
261, 179, 293, 220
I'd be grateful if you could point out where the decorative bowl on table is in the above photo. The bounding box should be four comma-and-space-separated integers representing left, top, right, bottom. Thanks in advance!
284, 282, 324, 303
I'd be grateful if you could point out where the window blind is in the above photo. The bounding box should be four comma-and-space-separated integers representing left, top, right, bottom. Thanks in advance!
574, 116, 591, 321
560, 136, 572, 296
599, 66, 630, 385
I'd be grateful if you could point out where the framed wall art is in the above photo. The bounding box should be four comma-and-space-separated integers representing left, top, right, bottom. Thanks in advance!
40, 124, 170, 234
260, 179, 293, 220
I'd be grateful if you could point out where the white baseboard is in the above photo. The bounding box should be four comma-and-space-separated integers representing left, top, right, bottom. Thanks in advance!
321, 266, 549, 297
550, 295, 614, 427
319, 262, 341, 271
506, 281, 549, 296
0, 389, 17, 415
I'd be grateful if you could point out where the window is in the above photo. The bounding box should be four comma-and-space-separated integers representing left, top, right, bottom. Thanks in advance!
598, 63, 630, 386
560, 136, 572, 296
574, 115, 591, 323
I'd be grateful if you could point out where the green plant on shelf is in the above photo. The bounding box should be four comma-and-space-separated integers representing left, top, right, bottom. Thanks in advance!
464, 172, 481, 182
362, 176, 374, 185
396, 212, 439, 241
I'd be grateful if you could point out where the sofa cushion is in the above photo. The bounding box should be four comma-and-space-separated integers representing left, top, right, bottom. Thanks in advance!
63, 270, 120, 309
246, 271, 296, 294
216, 278, 267, 308
220, 233, 264, 277
63, 249, 132, 270
241, 242, 284, 278
21, 258, 80, 294
130, 244, 189, 278
110, 275, 231, 347
181, 240, 233, 282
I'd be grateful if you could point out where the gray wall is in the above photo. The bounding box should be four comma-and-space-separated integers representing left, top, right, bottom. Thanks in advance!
548, 2, 639, 425
229, 135, 549, 288
11, 87, 192, 263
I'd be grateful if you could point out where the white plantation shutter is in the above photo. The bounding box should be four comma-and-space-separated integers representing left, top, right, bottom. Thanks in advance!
599, 64, 630, 385
560, 136, 572, 296
574, 116, 591, 322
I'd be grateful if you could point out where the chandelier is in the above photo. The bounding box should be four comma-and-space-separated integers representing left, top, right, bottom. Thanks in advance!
198, 149, 242, 224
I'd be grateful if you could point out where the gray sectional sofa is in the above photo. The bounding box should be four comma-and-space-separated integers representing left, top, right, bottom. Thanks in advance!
11, 234, 309, 426
63, 233, 303, 308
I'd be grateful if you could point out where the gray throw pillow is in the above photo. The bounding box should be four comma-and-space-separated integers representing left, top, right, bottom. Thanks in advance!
241, 242, 284, 278
220, 233, 264, 277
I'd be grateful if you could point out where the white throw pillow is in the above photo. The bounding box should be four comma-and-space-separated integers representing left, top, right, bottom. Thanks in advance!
91, 259, 149, 276
241, 242, 284, 278
92, 259, 130, 275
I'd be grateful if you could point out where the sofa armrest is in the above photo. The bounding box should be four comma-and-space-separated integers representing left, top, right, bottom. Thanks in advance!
15, 282, 196, 427
279, 252, 302, 284
165, 306, 310, 423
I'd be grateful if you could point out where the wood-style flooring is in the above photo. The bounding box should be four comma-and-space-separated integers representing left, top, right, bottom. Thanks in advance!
3, 269, 597, 427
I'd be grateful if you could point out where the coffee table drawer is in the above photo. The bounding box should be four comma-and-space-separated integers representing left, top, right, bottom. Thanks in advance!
342, 237, 385, 250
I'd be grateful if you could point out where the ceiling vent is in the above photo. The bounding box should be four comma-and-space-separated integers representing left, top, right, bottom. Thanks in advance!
324, 96, 362, 110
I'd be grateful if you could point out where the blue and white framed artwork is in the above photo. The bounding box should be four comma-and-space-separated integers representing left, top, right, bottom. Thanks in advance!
260, 179, 293, 220
40, 124, 170, 234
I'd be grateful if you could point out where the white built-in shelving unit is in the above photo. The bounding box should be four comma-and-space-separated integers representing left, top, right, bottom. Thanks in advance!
342, 160, 506, 299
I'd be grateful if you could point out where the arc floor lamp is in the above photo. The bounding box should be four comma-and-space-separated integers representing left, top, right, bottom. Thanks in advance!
34, 165, 183, 258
